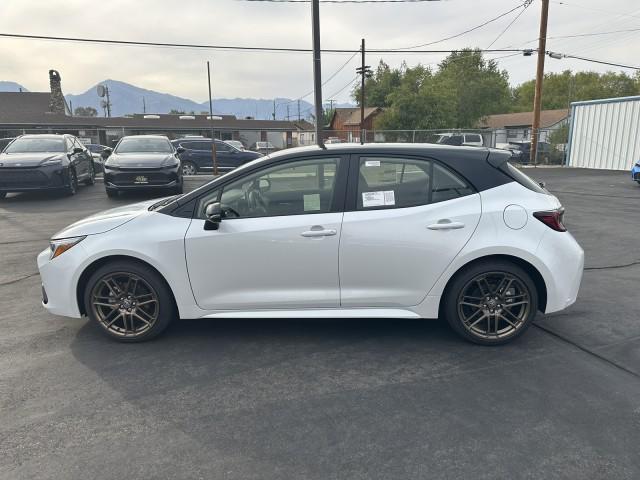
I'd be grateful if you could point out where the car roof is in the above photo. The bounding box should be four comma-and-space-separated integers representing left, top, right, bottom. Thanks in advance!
19, 134, 68, 139
121, 135, 169, 140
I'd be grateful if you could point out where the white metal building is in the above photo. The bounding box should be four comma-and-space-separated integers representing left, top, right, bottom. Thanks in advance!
567, 95, 640, 170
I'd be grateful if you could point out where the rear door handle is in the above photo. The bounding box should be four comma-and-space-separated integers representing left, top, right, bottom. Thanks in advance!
301, 226, 337, 237
427, 220, 465, 230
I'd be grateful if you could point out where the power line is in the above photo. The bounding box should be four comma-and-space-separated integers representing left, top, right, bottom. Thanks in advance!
486, 0, 532, 49
387, 0, 531, 51
326, 76, 359, 99
0, 32, 524, 54
238, 0, 442, 3
548, 51, 640, 71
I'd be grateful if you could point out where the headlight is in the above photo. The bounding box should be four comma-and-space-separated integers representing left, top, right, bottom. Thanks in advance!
49, 236, 86, 259
103, 163, 118, 170
163, 158, 180, 169
42, 158, 63, 166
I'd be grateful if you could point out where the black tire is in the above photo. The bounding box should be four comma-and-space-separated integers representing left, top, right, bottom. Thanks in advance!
84, 161, 96, 185
65, 168, 78, 196
106, 188, 119, 198
443, 260, 538, 346
83, 260, 176, 342
181, 161, 197, 176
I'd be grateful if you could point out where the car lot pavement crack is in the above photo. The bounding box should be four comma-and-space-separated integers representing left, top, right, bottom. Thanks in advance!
584, 260, 640, 271
0, 272, 39, 287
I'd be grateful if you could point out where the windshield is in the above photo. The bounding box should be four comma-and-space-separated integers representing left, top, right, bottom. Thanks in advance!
5, 137, 65, 153
115, 137, 172, 154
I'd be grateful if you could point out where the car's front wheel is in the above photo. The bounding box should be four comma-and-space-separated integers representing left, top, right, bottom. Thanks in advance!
84, 162, 96, 185
181, 161, 197, 176
84, 260, 175, 342
65, 168, 78, 196
443, 260, 538, 345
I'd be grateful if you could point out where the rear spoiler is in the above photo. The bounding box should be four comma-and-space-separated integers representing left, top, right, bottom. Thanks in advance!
486, 149, 511, 168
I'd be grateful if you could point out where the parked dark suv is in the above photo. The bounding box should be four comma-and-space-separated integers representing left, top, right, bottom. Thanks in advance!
0, 134, 95, 198
171, 138, 262, 175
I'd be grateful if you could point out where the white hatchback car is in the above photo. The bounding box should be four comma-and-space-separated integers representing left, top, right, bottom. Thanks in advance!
38, 144, 584, 345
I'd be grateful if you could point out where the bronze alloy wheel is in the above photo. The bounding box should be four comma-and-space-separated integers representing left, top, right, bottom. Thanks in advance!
457, 271, 531, 340
90, 272, 160, 338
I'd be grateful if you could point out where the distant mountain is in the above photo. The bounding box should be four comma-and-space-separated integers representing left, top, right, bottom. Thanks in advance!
2, 78, 352, 119
64, 79, 352, 119
0, 81, 29, 92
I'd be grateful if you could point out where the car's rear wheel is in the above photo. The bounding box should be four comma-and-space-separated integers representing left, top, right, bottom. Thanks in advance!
65, 168, 78, 196
84, 261, 175, 342
444, 260, 538, 345
84, 162, 96, 185
181, 161, 197, 176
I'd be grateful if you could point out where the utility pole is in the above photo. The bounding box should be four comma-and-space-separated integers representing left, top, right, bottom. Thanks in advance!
207, 61, 218, 176
355, 38, 371, 145
142, 96, 146, 114
531, 0, 549, 165
287, 105, 290, 121
311, 0, 324, 148
273, 99, 276, 120
297, 99, 301, 121
105, 85, 112, 117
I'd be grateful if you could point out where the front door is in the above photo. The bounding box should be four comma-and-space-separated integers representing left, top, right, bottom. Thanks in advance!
339, 154, 481, 307
184, 156, 347, 311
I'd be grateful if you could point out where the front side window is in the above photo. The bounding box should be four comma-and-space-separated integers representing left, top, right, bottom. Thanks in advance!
199, 157, 340, 219
115, 137, 172, 154
357, 156, 474, 210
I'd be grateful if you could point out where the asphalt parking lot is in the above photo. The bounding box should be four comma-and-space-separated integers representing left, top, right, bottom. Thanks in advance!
1, 168, 640, 479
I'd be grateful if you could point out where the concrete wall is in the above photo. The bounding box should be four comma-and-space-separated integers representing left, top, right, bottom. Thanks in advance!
567, 96, 640, 170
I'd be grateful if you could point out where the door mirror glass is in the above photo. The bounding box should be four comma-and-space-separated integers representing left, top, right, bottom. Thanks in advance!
176, 146, 186, 154
72, 146, 84, 154
103, 147, 113, 156
204, 202, 222, 230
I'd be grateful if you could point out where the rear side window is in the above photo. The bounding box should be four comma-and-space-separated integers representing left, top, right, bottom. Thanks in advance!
465, 134, 482, 144
502, 162, 547, 194
356, 157, 474, 210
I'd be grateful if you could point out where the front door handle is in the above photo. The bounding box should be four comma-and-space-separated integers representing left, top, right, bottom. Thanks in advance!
301, 226, 337, 238
427, 220, 465, 230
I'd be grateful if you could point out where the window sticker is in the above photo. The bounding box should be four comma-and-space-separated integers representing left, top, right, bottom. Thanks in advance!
362, 190, 395, 208
364, 160, 380, 167
303, 193, 321, 212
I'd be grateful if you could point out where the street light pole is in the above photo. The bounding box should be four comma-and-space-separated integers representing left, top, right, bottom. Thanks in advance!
207, 60, 218, 176
531, 0, 549, 165
311, 0, 324, 148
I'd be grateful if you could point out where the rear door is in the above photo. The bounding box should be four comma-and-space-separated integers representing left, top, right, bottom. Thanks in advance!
339, 154, 482, 307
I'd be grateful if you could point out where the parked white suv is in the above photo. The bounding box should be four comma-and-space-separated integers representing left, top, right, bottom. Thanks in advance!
435, 132, 484, 147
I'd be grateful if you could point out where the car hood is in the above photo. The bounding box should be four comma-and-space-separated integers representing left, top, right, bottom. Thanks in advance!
52, 198, 164, 239
107, 152, 175, 167
0, 152, 66, 167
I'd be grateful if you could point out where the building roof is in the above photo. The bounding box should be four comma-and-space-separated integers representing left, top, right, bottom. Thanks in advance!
478, 108, 569, 129
0, 92, 54, 121
330, 107, 382, 127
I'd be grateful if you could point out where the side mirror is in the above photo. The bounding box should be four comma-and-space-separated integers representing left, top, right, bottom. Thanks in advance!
204, 202, 222, 230
538, 181, 546, 189
176, 146, 185, 154
73, 147, 84, 154
103, 147, 113, 156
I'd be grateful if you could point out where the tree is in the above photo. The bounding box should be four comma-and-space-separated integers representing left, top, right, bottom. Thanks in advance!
512, 70, 640, 112
74, 106, 98, 117
355, 50, 512, 131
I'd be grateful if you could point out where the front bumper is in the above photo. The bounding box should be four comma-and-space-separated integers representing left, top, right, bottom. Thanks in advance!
631, 165, 640, 181
104, 166, 181, 189
37, 242, 88, 318
0, 165, 71, 192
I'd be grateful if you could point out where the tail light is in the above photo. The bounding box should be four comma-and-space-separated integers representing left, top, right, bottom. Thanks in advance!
533, 208, 567, 232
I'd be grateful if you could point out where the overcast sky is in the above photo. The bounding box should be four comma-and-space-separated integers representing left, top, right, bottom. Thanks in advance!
1, 0, 638, 104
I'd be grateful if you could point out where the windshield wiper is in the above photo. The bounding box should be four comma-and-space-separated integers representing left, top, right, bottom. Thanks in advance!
148, 194, 181, 211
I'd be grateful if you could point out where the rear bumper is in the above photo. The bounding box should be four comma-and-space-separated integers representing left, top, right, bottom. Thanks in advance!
535, 230, 584, 313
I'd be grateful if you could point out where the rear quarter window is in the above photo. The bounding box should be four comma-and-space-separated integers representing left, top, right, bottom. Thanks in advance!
502, 162, 548, 194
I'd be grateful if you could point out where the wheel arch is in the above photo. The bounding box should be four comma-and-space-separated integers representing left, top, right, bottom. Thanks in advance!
76, 254, 178, 316
438, 254, 548, 315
